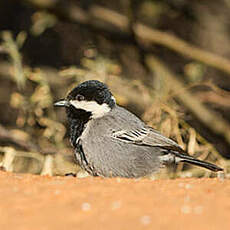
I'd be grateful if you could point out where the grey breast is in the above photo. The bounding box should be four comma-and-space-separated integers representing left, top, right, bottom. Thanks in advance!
80, 106, 163, 178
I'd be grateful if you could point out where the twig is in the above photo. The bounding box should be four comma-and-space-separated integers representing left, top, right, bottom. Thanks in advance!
0, 61, 66, 87
195, 91, 230, 107
146, 55, 230, 145
23, 1, 230, 77
1, 31, 26, 89
0, 61, 152, 112
134, 23, 230, 76
0, 124, 39, 152
40, 154, 53, 176
0, 147, 16, 172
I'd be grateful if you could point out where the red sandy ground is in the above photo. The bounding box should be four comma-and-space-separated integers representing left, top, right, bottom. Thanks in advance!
0, 171, 229, 230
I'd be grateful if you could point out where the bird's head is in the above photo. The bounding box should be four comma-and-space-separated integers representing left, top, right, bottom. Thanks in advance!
54, 80, 116, 119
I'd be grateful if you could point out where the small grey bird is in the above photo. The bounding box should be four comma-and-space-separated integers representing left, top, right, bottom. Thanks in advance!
54, 80, 223, 178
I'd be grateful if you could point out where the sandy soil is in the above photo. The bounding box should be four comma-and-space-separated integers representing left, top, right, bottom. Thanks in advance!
0, 171, 229, 230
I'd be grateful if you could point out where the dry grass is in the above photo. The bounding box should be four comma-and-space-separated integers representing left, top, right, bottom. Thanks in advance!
0, 33, 227, 178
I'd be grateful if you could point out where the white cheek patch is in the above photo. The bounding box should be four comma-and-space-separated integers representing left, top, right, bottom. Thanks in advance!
111, 96, 116, 103
70, 100, 111, 118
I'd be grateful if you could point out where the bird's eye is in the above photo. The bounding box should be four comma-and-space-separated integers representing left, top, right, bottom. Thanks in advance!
75, 94, 85, 101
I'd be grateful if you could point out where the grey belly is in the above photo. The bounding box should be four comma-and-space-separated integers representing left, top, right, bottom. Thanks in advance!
81, 138, 162, 178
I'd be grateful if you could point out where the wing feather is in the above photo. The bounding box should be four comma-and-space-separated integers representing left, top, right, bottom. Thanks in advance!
112, 126, 184, 152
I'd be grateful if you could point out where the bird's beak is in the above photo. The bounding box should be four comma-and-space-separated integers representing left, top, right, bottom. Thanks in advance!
54, 99, 70, 107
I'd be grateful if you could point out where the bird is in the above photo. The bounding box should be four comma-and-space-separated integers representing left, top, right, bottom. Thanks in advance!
54, 80, 223, 178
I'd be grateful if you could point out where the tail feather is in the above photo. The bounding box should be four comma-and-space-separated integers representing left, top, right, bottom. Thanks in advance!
175, 153, 223, 172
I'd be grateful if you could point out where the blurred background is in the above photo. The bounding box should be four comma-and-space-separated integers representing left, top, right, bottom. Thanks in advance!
0, 0, 229, 178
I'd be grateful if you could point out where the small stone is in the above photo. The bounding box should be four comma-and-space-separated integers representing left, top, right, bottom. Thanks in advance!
77, 171, 89, 178
81, 202, 91, 211
194, 206, 203, 215
181, 205, 191, 214
178, 183, 184, 188
111, 201, 122, 210
54, 190, 60, 195
185, 184, 192, 189
140, 215, 151, 225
